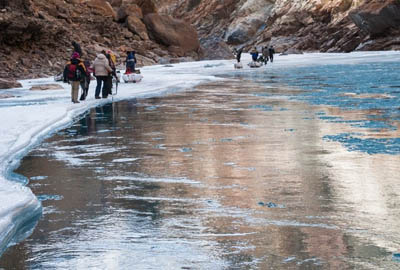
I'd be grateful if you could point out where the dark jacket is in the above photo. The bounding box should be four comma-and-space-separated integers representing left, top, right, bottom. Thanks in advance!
126, 52, 136, 63
268, 47, 275, 56
126, 52, 137, 71
236, 48, 243, 62
63, 58, 87, 82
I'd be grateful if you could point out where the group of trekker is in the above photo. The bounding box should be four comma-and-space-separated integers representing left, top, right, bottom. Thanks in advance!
234, 45, 275, 65
63, 41, 137, 103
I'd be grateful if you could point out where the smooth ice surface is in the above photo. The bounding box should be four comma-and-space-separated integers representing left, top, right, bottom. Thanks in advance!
1, 51, 400, 260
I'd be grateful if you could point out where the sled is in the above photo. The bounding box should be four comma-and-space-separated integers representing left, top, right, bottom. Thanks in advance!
122, 69, 143, 83
234, 62, 243, 69
54, 72, 63, 82
248, 61, 262, 68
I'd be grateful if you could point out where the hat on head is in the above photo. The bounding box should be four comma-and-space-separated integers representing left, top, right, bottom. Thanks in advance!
71, 52, 80, 59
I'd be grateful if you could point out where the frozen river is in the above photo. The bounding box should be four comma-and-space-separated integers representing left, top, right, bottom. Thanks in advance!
1, 52, 400, 269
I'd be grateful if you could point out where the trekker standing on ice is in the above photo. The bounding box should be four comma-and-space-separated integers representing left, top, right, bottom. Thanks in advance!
104, 51, 117, 98
262, 46, 269, 65
234, 48, 243, 63
63, 52, 87, 103
79, 60, 93, 101
250, 47, 259, 62
92, 53, 112, 99
72, 41, 83, 58
125, 51, 137, 73
268, 45, 275, 63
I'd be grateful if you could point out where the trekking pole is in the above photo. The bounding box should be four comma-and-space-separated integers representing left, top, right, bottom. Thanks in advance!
111, 73, 119, 102
115, 76, 119, 95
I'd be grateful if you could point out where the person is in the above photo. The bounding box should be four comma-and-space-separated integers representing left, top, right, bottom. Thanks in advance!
63, 52, 86, 103
262, 46, 269, 65
125, 51, 137, 73
92, 53, 112, 99
107, 50, 117, 69
72, 41, 83, 58
234, 47, 243, 63
103, 51, 117, 98
79, 60, 93, 101
268, 45, 275, 63
250, 47, 259, 62
257, 55, 265, 64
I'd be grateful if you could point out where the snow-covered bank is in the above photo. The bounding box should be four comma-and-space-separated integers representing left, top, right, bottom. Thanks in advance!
1, 51, 400, 255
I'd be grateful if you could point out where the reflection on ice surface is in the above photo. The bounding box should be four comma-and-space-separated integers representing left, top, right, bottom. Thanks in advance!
1, 52, 400, 269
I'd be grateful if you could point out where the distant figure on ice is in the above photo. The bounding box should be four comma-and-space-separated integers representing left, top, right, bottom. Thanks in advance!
250, 47, 259, 62
262, 46, 269, 65
233, 47, 243, 69
125, 51, 137, 74
268, 45, 275, 63
63, 52, 87, 103
234, 47, 243, 63
71, 41, 83, 58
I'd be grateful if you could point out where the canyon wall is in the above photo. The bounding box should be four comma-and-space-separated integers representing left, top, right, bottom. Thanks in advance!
156, 0, 400, 57
0, 0, 200, 79
1, 0, 399, 79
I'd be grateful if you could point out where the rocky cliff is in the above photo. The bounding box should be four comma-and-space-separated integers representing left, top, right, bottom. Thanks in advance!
1, 0, 399, 80
156, 0, 400, 56
0, 0, 200, 79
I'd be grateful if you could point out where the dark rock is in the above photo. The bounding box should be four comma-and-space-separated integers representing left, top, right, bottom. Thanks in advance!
0, 93, 15, 99
144, 13, 199, 55
200, 37, 233, 60
349, 0, 400, 36
117, 3, 142, 22
283, 48, 303, 54
126, 15, 148, 40
132, 0, 157, 16
30, 84, 63, 91
85, 0, 116, 20
0, 78, 22, 89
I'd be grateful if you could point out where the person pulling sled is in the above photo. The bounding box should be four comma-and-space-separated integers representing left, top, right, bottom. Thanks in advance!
123, 50, 143, 83
125, 51, 137, 74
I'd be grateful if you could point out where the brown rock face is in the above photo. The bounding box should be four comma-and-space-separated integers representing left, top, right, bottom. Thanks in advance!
117, 3, 142, 22
0, 0, 36, 14
144, 13, 200, 55
156, 0, 400, 54
349, 0, 400, 36
85, 0, 116, 19
132, 0, 157, 15
155, 0, 238, 59
126, 15, 149, 40
0, 78, 23, 89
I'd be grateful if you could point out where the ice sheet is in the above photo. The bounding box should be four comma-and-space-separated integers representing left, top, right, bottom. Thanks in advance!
0, 51, 399, 254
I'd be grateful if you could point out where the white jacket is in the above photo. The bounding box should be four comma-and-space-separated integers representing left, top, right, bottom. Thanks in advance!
92, 54, 112, 76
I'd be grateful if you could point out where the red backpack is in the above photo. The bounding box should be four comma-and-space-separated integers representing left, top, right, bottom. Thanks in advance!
67, 63, 82, 80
